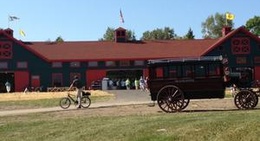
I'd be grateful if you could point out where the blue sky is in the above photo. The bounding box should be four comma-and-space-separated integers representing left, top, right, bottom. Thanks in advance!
1, 0, 259, 41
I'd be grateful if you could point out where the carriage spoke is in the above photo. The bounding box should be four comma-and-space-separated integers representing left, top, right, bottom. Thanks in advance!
157, 85, 184, 113
234, 90, 258, 109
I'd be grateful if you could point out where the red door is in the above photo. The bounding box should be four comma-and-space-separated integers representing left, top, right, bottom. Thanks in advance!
86, 70, 106, 89
14, 71, 29, 92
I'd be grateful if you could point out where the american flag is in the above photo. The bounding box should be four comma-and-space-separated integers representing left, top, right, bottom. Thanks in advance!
120, 9, 124, 23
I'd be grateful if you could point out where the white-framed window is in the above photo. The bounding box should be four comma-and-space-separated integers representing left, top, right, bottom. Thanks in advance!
134, 60, 144, 66
120, 60, 130, 66
17, 62, 28, 69
88, 61, 98, 67
70, 62, 80, 67
0, 62, 8, 69
106, 61, 116, 67
52, 62, 62, 68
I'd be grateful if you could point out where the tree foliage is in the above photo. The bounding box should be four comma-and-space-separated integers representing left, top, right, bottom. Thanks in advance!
245, 16, 260, 36
101, 27, 135, 41
184, 28, 195, 39
201, 12, 234, 39
141, 27, 176, 40
55, 36, 64, 43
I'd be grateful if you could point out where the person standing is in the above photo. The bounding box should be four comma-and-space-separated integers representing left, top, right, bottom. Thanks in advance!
144, 77, 149, 92
139, 76, 145, 91
134, 78, 139, 90
5, 81, 11, 93
125, 78, 131, 90
68, 76, 83, 108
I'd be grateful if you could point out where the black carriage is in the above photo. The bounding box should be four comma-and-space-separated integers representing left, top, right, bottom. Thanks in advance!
147, 56, 259, 113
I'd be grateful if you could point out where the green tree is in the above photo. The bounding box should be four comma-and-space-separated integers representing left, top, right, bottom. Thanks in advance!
55, 36, 64, 43
101, 27, 135, 41
141, 27, 176, 40
126, 30, 136, 41
184, 28, 195, 39
245, 16, 260, 36
102, 27, 115, 41
201, 12, 234, 39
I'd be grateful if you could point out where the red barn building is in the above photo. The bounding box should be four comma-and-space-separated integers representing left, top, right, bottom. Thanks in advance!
0, 26, 260, 92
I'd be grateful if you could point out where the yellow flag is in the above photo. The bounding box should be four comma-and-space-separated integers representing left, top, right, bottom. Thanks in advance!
19, 29, 25, 37
226, 12, 235, 20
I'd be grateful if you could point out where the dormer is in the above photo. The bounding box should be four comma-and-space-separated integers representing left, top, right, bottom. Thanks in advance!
4, 28, 14, 37
115, 27, 127, 42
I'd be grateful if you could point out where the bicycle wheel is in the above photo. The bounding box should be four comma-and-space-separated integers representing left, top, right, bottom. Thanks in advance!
60, 97, 71, 109
81, 96, 91, 108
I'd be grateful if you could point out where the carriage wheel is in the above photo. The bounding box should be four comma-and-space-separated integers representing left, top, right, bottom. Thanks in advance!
182, 99, 190, 110
234, 93, 243, 109
234, 90, 258, 109
157, 85, 184, 113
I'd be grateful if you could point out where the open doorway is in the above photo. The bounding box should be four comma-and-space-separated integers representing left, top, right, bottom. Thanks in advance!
106, 70, 143, 89
0, 72, 15, 93
107, 70, 143, 80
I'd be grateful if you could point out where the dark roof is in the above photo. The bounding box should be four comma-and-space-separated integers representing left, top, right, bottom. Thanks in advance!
26, 39, 218, 62
2, 26, 259, 62
202, 26, 260, 55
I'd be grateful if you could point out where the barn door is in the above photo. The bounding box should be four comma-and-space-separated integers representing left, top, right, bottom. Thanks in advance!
14, 71, 29, 92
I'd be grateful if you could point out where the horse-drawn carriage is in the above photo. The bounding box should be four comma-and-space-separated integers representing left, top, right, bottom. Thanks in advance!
147, 56, 259, 113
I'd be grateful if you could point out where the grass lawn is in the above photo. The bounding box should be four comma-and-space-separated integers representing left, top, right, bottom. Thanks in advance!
0, 96, 113, 110
0, 109, 260, 141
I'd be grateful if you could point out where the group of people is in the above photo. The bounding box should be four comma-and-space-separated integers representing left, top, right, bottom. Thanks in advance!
107, 76, 149, 91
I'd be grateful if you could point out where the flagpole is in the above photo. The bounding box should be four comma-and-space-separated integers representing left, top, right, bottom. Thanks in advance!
8, 15, 10, 28
225, 13, 227, 26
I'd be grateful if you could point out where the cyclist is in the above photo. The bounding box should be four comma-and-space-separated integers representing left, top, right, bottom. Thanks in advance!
68, 75, 83, 108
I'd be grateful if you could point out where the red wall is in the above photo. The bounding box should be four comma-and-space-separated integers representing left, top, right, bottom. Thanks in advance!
86, 70, 106, 89
15, 71, 29, 92
255, 66, 260, 80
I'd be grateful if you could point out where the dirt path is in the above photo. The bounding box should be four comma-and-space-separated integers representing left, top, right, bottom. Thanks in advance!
0, 90, 257, 117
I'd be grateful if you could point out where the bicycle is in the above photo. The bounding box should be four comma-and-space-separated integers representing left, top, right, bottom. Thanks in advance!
59, 91, 91, 109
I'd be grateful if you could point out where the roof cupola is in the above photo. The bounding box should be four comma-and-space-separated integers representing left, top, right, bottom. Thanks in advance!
115, 27, 127, 42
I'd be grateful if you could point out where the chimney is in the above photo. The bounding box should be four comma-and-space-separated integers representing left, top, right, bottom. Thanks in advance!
222, 26, 232, 37
4, 28, 14, 37
114, 27, 127, 43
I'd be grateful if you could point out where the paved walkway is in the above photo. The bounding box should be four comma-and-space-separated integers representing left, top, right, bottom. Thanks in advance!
0, 90, 152, 116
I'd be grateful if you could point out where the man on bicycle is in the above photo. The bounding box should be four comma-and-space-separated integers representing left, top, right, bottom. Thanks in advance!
68, 75, 83, 108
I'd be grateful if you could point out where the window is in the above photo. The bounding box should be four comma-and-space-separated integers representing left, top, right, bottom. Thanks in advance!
231, 38, 250, 54
134, 60, 144, 66
236, 57, 247, 64
70, 62, 80, 67
0, 42, 12, 59
0, 62, 8, 69
183, 65, 194, 78
52, 62, 62, 68
195, 65, 206, 77
88, 61, 98, 67
120, 60, 130, 66
121, 31, 125, 36
52, 73, 63, 87
116, 31, 121, 36
17, 62, 28, 69
208, 64, 220, 76
106, 61, 116, 67
168, 65, 181, 78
